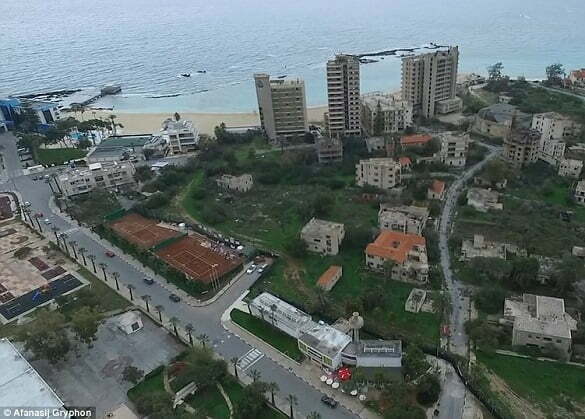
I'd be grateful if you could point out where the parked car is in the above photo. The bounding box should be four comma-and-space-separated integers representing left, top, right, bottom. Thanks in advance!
321, 396, 338, 408
143, 277, 154, 285
246, 265, 256, 274
169, 293, 181, 303
43, 218, 51, 225
105, 250, 115, 257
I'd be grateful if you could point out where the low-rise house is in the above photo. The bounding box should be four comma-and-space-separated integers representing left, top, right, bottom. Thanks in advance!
473, 175, 507, 190
404, 288, 427, 313
503, 294, 578, 359
572, 246, 585, 258
503, 127, 542, 168
215, 174, 253, 192
378, 204, 429, 235
427, 179, 446, 200
466, 188, 503, 212
316, 265, 343, 292
161, 118, 199, 155
436, 97, 463, 115
460, 234, 524, 261
565, 68, 585, 91
472, 104, 530, 138
437, 132, 469, 167
56, 161, 136, 197
298, 323, 352, 369
575, 180, 585, 206
361, 92, 413, 135
398, 156, 412, 171
365, 230, 429, 283
355, 158, 402, 190
365, 136, 386, 153
300, 218, 345, 256
400, 134, 432, 149
316, 137, 343, 164
532, 112, 581, 140
86, 134, 159, 163
559, 158, 583, 178
249, 292, 313, 338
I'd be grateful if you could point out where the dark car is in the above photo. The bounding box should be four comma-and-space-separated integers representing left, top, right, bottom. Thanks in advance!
321, 396, 338, 408
105, 250, 115, 258
143, 277, 154, 285
169, 293, 181, 303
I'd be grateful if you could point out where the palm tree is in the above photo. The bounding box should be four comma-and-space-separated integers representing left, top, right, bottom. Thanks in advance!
141, 295, 151, 312
33, 215, 43, 232
108, 114, 123, 135
230, 357, 239, 378
286, 394, 298, 419
78, 247, 87, 265
307, 413, 321, 419
170, 317, 180, 337
198, 333, 209, 348
250, 369, 261, 383
98, 263, 108, 281
69, 240, 78, 259
51, 226, 60, 244
267, 382, 279, 406
60, 233, 70, 256
127, 284, 135, 301
88, 254, 97, 273
112, 271, 120, 291
154, 304, 164, 323
185, 323, 194, 346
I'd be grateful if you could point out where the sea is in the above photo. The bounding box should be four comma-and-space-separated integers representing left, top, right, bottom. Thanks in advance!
1, 0, 584, 113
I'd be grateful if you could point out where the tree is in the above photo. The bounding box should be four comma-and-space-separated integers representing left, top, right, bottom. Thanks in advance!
465, 318, 499, 352
98, 262, 108, 281
487, 62, 504, 81
250, 369, 261, 383
230, 356, 239, 378
16, 309, 71, 364
174, 112, 181, 121
71, 307, 102, 346
88, 254, 97, 273
383, 404, 426, 419
549, 254, 585, 297
198, 333, 209, 348
134, 166, 154, 183
112, 271, 121, 291
184, 323, 194, 346
134, 392, 174, 418
416, 374, 441, 406
383, 259, 396, 279
78, 247, 87, 266
483, 159, 509, 185
234, 381, 269, 419
545, 63, 565, 86
267, 382, 279, 406
485, 62, 509, 92
127, 284, 135, 301
473, 286, 507, 314
403, 343, 430, 381
154, 304, 164, 323
307, 413, 322, 419
509, 257, 539, 291
286, 394, 298, 419
170, 317, 180, 337
285, 237, 306, 258
122, 365, 144, 384
141, 294, 151, 312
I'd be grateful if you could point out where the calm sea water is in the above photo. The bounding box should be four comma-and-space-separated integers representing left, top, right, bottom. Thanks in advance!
1, 0, 584, 112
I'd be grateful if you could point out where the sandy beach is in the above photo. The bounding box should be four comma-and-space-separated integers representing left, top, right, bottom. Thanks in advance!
75, 106, 328, 136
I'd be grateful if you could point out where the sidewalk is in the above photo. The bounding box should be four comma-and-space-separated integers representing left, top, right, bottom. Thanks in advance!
221, 295, 380, 419
48, 197, 251, 307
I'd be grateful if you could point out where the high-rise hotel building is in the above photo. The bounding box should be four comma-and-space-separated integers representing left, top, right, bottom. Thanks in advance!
326, 54, 361, 138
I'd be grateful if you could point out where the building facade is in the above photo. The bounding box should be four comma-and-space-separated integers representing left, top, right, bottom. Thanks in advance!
365, 231, 429, 283
401, 46, 460, 118
503, 128, 542, 168
355, 158, 401, 190
254, 73, 308, 142
532, 112, 581, 140
360, 92, 412, 136
300, 218, 345, 256
215, 174, 253, 192
161, 118, 199, 154
326, 54, 361, 138
575, 180, 585, 205
437, 132, 469, 167
56, 161, 136, 197
316, 137, 343, 164
378, 204, 429, 235
558, 158, 583, 178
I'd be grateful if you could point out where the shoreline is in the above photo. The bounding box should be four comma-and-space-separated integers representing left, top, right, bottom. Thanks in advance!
67, 106, 328, 136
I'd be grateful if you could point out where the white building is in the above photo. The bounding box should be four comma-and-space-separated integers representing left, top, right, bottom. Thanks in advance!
161, 118, 199, 155
116, 311, 143, 334
0, 338, 66, 415
355, 158, 402, 190
361, 92, 413, 136
539, 139, 565, 167
298, 323, 352, 369
249, 292, 314, 339
378, 204, 429, 235
326, 54, 361, 138
466, 188, 503, 212
558, 158, 583, 178
216, 174, 253, 193
56, 161, 136, 197
531, 112, 581, 140
437, 132, 469, 167
300, 218, 345, 256
575, 180, 585, 205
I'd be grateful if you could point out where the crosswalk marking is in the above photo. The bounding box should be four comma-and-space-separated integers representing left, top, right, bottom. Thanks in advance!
237, 348, 264, 371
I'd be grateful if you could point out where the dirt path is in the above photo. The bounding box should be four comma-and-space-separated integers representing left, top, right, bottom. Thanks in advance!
484, 370, 544, 419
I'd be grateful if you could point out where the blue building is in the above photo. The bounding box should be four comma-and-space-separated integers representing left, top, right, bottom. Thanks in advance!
0, 98, 61, 132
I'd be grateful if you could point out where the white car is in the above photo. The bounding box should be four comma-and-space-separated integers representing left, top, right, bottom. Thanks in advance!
246, 265, 256, 274
44, 218, 51, 225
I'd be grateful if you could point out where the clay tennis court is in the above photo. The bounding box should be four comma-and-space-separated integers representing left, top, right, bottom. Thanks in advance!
109, 213, 181, 249
155, 235, 242, 284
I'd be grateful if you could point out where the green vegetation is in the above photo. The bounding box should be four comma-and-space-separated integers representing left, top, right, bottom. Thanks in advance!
36, 147, 87, 165
65, 189, 122, 227
478, 351, 585, 408
74, 267, 130, 312
230, 309, 303, 361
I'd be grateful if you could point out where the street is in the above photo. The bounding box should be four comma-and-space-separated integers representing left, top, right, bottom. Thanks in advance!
0, 132, 357, 419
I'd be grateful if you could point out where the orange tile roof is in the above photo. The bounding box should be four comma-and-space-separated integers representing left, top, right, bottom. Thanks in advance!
399, 156, 412, 166
400, 134, 432, 146
570, 69, 585, 80
366, 231, 426, 263
429, 179, 446, 194
316, 265, 342, 289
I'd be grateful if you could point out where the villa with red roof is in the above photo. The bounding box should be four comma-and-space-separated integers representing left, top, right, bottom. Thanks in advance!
427, 179, 446, 200
566, 68, 585, 90
365, 231, 429, 283
400, 134, 432, 148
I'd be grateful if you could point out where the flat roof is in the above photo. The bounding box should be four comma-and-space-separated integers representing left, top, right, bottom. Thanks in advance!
0, 338, 64, 411
298, 323, 351, 359
316, 265, 342, 289
100, 135, 153, 148
301, 218, 344, 236
366, 230, 426, 263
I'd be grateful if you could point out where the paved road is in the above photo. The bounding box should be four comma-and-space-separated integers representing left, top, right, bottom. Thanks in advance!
0, 132, 357, 419
435, 142, 501, 419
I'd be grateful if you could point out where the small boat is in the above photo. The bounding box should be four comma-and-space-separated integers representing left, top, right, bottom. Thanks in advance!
181, 73, 191, 77
277, 75, 287, 79
197, 70, 207, 74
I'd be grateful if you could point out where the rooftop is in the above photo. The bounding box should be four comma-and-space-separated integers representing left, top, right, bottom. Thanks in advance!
366, 230, 426, 263
100, 135, 154, 148
301, 218, 344, 237
0, 338, 64, 411
467, 187, 500, 202
316, 265, 342, 289
429, 179, 446, 194
362, 92, 409, 111
298, 323, 352, 359
379, 204, 429, 220
401, 134, 432, 146
251, 292, 313, 330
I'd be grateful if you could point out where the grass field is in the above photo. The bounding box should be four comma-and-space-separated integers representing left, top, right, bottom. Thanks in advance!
185, 385, 230, 419
75, 267, 130, 312
230, 309, 304, 361
36, 147, 87, 165
478, 351, 585, 409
